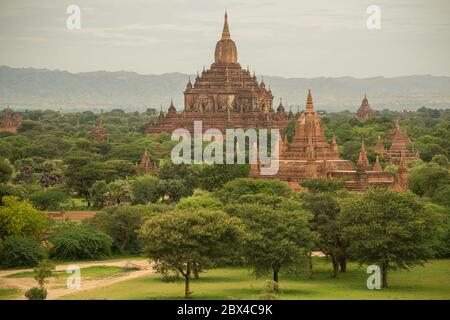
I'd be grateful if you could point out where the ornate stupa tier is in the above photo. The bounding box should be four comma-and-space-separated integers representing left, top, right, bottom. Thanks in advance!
386, 120, 419, 165
280, 90, 340, 161
183, 13, 274, 113
356, 93, 376, 120
214, 12, 238, 65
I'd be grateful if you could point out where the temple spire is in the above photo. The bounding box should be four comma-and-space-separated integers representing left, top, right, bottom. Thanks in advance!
357, 141, 369, 170
372, 155, 383, 172
375, 135, 385, 154
306, 89, 314, 113
222, 11, 230, 39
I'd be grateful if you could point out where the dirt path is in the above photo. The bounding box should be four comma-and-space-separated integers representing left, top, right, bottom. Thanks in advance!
0, 258, 154, 300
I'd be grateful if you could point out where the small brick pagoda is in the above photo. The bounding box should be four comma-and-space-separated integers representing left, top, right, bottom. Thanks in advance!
382, 120, 420, 165
137, 148, 156, 173
0, 108, 22, 133
356, 93, 377, 121
89, 119, 108, 143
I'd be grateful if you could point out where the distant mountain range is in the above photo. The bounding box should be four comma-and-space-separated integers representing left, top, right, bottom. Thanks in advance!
1, 65, 449, 112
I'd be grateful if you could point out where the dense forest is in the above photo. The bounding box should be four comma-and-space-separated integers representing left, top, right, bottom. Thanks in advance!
0, 107, 449, 210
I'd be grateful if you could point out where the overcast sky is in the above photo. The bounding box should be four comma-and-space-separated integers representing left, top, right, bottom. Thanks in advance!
0, 0, 449, 78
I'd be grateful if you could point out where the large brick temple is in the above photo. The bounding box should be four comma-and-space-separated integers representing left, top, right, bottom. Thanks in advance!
147, 13, 291, 135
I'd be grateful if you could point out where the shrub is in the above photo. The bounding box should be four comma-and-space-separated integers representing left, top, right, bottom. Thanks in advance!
0, 195, 48, 239
0, 158, 13, 183
217, 178, 291, 203
50, 224, 113, 260
175, 192, 222, 211
25, 287, 47, 300
86, 205, 148, 253
130, 175, 161, 204
30, 188, 70, 210
0, 236, 47, 268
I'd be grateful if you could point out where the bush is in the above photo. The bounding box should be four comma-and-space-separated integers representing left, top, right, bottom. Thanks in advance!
50, 224, 113, 260
30, 188, 70, 210
0, 195, 48, 239
130, 175, 161, 204
86, 205, 148, 253
217, 178, 291, 203
0, 236, 46, 268
25, 287, 47, 300
0, 158, 13, 183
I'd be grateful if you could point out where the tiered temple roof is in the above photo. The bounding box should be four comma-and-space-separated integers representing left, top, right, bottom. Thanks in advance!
137, 148, 155, 173
357, 141, 370, 170
147, 13, 290, 135
252, 90, 355, 182
356, 93, 376, 121
385, 120, 419, 165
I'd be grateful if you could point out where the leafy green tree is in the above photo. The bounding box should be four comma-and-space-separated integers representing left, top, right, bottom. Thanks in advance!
0, 236, 47, 268
340, 188, 444, 288
175, 191, 222, 211
157, 179, 192, 202
30, 188, 70, 210
408, 162, 450, 198
217, 178, 291, 204
130, 175, 161, 204
105, 160, 136, 179
103, 179, 134, 207
157, 160, 200, 189
13, 157, 44, 184
301, 191, 349, 276
89, 180, 108, 209
431, 154, 449, 168
196, 164, 249, 191
34, 259, 55, 288
300, 178, 344, 193
64, 155, 115, 205
25, 260, 55, 300
39, 160, 66, 187
0, 196, 48, 240
0, 158, 13, 183
86, 205, 150, 253
139, 210, 244, 298
226, 200, 314, 291
0, 184, 27, 203
50, 224, 113, 260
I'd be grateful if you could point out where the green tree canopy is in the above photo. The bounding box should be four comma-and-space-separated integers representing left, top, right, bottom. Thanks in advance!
0, 196, 48, 240
226, 201, 315, 291
217, 178, 291, 203
340, 188, 444, 288
139, 210, 244, 298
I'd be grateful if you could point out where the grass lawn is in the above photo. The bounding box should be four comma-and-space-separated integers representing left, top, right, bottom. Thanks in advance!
62, 258, 450, 300
0, 288, 21, 300
6, 266, 136, 282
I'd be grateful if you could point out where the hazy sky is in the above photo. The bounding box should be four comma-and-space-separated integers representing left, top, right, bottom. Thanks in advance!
0, 0, 449, 78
